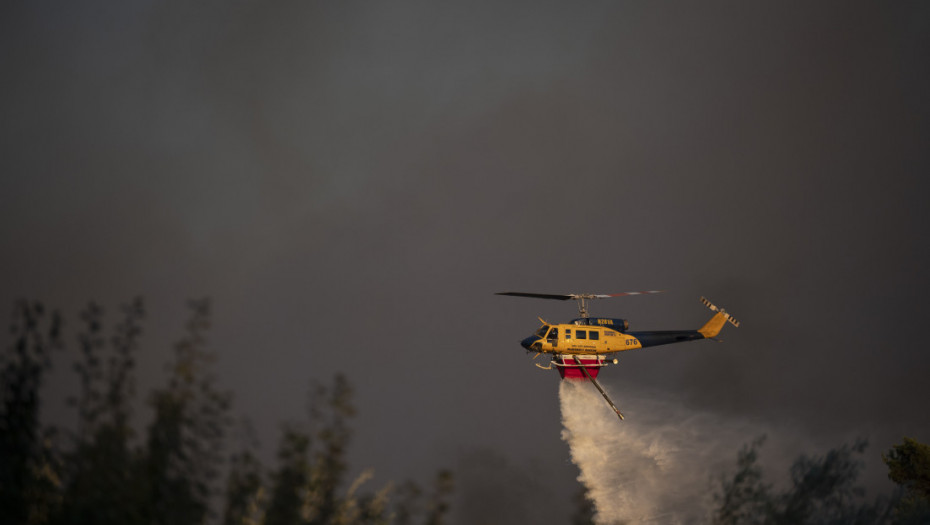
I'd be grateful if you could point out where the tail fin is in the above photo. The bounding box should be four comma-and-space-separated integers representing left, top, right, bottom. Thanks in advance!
697, 296, 740, 338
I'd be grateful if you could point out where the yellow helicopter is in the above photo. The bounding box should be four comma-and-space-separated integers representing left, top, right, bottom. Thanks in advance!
496, 291, 740, 420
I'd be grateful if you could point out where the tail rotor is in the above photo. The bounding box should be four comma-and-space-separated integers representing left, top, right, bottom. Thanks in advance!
700, 296, 740, 327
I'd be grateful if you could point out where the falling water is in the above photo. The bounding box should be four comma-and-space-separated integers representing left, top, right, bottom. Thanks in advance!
558, 380, 775, 524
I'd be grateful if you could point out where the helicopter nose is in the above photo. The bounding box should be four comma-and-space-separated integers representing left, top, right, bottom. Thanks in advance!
521, 336, 538, 350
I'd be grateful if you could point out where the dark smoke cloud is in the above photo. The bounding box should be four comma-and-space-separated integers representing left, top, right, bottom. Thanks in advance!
2, 2, 929, 522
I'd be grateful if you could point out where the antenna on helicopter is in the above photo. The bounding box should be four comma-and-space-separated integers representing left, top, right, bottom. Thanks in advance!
495, 290, 664, 318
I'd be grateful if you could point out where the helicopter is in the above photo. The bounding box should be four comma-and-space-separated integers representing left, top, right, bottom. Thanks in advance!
496, 291, 740, 420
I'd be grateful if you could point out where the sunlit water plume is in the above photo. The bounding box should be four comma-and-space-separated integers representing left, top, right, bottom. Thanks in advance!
559, 380, 775, 525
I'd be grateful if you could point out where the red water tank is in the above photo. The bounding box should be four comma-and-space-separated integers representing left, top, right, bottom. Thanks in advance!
556, 355, 606, 380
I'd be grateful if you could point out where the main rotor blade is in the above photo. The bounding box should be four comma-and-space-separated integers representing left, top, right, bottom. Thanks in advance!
495, 292, 573, 301
496, 291, 664, 300
600, 290, 664, 298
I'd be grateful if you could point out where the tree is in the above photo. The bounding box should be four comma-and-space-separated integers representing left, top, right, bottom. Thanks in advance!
391, 480, 422, 525
715, 437, 893, 525
258, 374, 454, 525
264, 425, 313, 525
714, 436, 772, 525
309, 373, 357, 524
883, 437, 930, 523
422, 470, 454, 525
55, 299, 145, 525
0, 301, 62, 525
222, 448, 265, 525
776, 439, 890, 525
1, 298, 455, 525
264, 374, 366, 525
140, 298, 231, 525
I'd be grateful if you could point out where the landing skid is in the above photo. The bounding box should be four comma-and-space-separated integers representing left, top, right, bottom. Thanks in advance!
572, 356, 624, 420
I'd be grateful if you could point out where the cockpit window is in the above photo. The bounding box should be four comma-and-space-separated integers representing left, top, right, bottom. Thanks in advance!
536, 325, 550, 337
546, 327, 559, 340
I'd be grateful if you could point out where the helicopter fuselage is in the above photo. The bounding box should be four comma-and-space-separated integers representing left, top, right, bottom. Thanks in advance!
520, 316, 709, 355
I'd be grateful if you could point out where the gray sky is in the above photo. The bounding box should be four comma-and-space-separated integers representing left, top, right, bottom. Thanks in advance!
3, 1, 929, 522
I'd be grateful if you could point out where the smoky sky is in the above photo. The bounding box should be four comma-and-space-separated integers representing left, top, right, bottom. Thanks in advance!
2, 2, 929, 523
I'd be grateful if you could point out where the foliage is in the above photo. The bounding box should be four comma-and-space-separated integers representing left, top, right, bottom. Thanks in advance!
714, 436, 900, 525
55, 299, 144, 525
392, 480, 422, 525
0, 298, 452, 525
883, 437, 930, 523
422, 470, 454, 525
0, 301, 62, 525
222, 448, 265, 525
714, 435, 772, 524
135, 298, 231, 525
712, 436, 930, 524
259, 374, 438, 525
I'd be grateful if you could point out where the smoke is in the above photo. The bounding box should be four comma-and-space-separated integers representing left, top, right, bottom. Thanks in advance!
559, 380, 782, 525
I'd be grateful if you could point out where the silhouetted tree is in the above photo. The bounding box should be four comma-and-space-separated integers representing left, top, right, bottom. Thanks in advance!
883, 437, 930, 523
259, 374, 453, 525
222, 448, 265, 525
777, 439, 891, 524
423, 470, 453, 525
54, 299, 145, 525
347, 476, 391, 525
714, 436, 772, 525
0, 301, 62, 525
715, 436, 893, 525
1, 299, 454, 525
139, 298, 231, 525
309, 374, 357, 524
387, 472, 457, 525
264, 374, 363, 525
264, 425, 313, 525
391, 480, 422, 525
